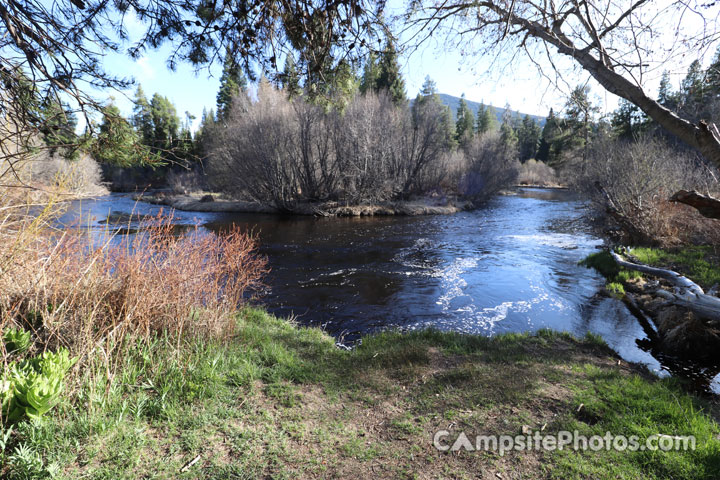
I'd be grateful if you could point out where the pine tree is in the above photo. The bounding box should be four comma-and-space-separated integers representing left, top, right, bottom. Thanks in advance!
681, 60, 705, 107
325, 59, 360, 112
499, 106, 518, 152
413, 76, 456, 150
281, 55, 302, 99
216, 54, 248, 121
195, 107, 216, 154
611, 99, 649, 140
516, 115, 541, 161
150, 93, 180, 151
40, 98, 78, 157
376, 40, 406, 105
359, 52, 380, 95
658, 70, 677, 108
476, 103, 498, 134
92, 103, 157, 167
455, 94, 475, 144
536, 109, 560, 164
562, 85, 599, 161
132, 85, 154, 145
419, 75, 438, 98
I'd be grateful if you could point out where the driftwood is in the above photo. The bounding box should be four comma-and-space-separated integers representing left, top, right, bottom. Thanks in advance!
610, 250, 720, 322
669, 190, 720, 220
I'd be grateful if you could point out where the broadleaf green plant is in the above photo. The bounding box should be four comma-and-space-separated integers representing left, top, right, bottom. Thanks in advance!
2, 348, 76, 423
3, 327, 31, 354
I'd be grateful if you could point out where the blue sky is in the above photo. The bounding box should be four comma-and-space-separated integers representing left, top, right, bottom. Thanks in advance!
97, 2, 711, 132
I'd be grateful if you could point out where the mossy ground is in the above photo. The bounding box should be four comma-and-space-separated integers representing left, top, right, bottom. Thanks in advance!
2, 308, 719, 479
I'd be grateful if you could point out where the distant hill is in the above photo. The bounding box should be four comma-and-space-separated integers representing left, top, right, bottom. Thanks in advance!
434, 93, 547, 126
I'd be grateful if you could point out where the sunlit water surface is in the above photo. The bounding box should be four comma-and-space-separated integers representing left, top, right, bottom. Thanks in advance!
59, 188, 720, 391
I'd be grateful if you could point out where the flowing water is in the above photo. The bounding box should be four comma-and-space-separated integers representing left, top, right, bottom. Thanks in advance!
59, 188, 720, 391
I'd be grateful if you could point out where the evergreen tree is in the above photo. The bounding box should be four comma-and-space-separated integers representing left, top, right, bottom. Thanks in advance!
499, 105, 518, 152
516, 114, 541, 161
325, 59, 360, 111
39, 98, 78, 157
536, 108, 561, 164
413, 76, 456, 150
92, 103, 157, 167
455, 94, 475, 144
680, 60, 705, 107
216, 54, 248, 121
562, 85, 599, 161
150, 93, 180, 151
376, 40, 406, 105
476, 102, 498, 134
658, 70, 677, 109
131, 85, 154, 145
280, 54, 302, 99
419, 75, 438, 98
610, 98, 649, 139
359, 52, 380, 95
176, 111, 196, 163
195, 107, 217, 154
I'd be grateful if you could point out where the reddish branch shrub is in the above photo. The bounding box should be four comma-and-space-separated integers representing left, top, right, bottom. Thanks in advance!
0, 214, 267, 364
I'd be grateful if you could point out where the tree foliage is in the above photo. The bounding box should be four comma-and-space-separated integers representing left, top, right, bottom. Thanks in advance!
455, 95, 475, 145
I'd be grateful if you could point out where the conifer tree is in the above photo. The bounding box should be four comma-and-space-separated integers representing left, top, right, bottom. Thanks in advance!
150, 93, 180, 151
476, 103, 498, 134
132, 85, 154, 145
216, 54, 248, 121
281, 55, 302, 99
455, 94, 475, 144
536, 109, 560, 164
376, 40, 406, 105
359, 52, 381, 95
516, 115, 541, 161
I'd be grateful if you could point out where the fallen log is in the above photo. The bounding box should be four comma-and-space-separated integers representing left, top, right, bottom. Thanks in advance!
669, 190, 720, 220
609, 250, 720, 322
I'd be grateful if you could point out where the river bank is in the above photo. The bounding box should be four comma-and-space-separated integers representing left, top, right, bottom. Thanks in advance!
133, 191, 469, 216
4, 308, 719, 479
581, 246, 720, 388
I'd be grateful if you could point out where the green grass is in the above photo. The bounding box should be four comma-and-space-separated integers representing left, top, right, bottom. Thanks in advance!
579, 250, 641, 294
580, 246, 720, 294
630, 246, 720, 289
1, 308, 719, 479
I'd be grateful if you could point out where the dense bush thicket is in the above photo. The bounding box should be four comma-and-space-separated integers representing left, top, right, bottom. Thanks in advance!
207, 82, 519, 210
517, 159, 558, 186
570, 137, 720, 245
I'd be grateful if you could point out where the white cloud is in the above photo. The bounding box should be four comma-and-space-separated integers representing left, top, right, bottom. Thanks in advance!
135, 56, 155, 80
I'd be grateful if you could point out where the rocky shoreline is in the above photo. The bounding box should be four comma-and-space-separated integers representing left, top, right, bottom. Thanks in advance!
133, 192, 469, 217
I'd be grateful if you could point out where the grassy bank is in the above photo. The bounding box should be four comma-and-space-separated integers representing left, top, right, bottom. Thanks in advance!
581, 246, 720, 295
2, 308, 719, 479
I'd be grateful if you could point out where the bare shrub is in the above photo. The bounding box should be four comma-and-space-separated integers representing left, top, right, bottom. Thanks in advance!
208, 80, 300, 210
29, 152, 107, 196
458, 133, 520, 203
574, 137, 720, 245
332, 93, 404, 203
208, 86, 470, 207
517, 159, 558, 187
0, 215, 267, 370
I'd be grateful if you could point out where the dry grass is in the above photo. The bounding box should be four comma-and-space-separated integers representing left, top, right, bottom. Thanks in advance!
0, 212, 268, 377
